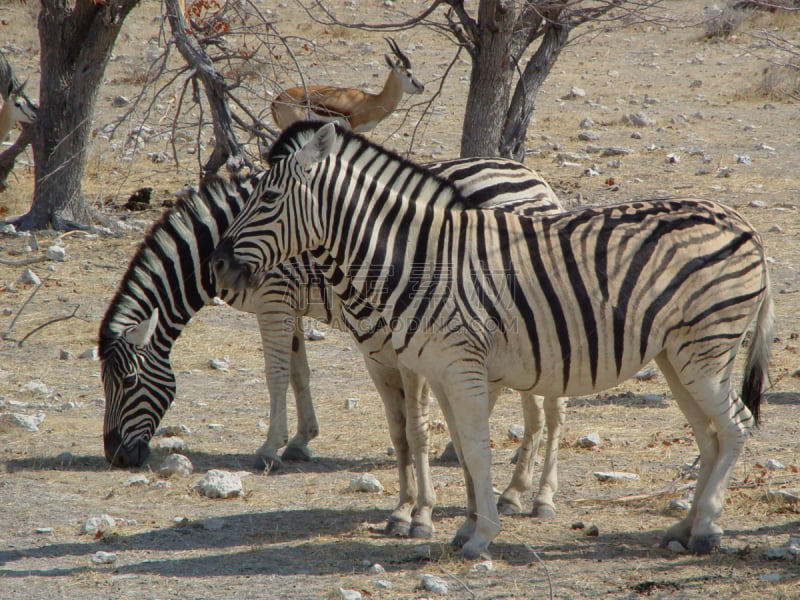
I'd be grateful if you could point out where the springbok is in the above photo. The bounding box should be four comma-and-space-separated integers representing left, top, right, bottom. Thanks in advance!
270, 38, 424, 133
0, 58, 36, 143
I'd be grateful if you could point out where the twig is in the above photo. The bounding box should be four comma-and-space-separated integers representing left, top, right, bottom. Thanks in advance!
16, 304, 82, 348
0, 255, 47, 266
1, 276, 48, 341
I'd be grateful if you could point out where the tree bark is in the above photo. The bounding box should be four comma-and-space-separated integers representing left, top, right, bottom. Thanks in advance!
12, 0, 139, 231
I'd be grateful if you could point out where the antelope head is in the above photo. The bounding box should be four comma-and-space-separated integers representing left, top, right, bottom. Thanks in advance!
384, 37, 425, 95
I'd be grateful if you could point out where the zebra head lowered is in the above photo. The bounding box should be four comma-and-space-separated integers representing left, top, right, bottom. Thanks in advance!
100, 308, 174, 467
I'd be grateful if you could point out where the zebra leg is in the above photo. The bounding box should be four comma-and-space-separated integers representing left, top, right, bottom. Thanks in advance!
433, 375, 498, 560
657, 354, 747, 554
531, 396, 565, 519
362, 357, 417, 538
399, 365, 435, 539
253, 308, 296, 471
282, 319, 319, 462
498, 393, 544, 516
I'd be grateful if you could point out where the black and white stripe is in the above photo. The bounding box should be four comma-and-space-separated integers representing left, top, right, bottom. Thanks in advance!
213, 121, 773, 559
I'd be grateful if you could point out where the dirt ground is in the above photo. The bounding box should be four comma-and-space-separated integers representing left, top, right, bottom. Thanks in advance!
1, 1, 799, 598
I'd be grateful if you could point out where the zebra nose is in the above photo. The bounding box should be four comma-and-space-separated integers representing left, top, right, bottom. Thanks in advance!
104, 430, 151, 468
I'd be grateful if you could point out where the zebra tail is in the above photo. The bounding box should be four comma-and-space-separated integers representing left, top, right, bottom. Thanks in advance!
741, 274, 774, 426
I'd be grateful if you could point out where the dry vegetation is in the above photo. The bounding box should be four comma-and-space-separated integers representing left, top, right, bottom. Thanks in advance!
1, 1, 799, 598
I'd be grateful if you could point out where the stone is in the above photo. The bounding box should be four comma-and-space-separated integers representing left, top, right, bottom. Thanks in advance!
196, 470, 244, 499
669, 498, 690, 511
19, 269, 40, 285
421, 574, 448, 595
112, 95, 130, 107
470, 559, 494, 572
621, 112, 655, 127
79, 347, 99, 360
579, 117, 595, 129
585, 524, 599, 537
571, 521, 585, 529
601, 146, 632, 156
336, 589, 362, 600
344, 397, 359, 410
156, 436, 186, 452
91, 551, 118, 565
349, 473, 384, 493
20, 380, 52, 395
576, 432, 601, 448
209, 357, 230, 371
634, 366, 658, 381
46, 245, 66, 261
367, 563, 385, 575
123, 474, 149, 487
82, 514, 116, 535
763, 536, 800, 560
155, 424, 191, 437
593, 471, 640, 482
765, 458, 785, 471
507, 423, 524, 442
0, 412, 45, 433
59, 349, 74, 360
667, 540, 688, 554
764, 489, 800, 504
202, 517, 225, 531
306, 328, 326, 341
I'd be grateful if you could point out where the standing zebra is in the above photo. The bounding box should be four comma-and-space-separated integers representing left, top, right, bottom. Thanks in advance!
99, 155, 565, 537
213, 122, 773, 559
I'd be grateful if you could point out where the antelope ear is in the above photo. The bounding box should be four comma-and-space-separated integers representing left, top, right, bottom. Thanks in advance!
123, 308, 160, 348
296, 122, 337, 170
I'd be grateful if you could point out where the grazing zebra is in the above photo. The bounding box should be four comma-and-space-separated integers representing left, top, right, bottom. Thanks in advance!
99, 154, 565, 537
213, 121, 773, 559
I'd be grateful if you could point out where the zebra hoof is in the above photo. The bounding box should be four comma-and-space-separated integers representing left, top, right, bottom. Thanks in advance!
439, 441, 459, 465
254, 453, 284, 472
385, 519, 411, 538
450, 533, 469, 549
688, 534, 721, 555
533, 504, 556, 520
281, 444, 311, 462
497, 498, 523, 516
410, 523, 434, 539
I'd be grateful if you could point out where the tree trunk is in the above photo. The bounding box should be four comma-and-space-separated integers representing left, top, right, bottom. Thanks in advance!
13, 0, 139, 231
459, 0, 517, 158
499, 20, 570, 161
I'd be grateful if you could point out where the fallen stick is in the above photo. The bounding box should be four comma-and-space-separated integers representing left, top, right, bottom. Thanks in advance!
0, 255, 47, 266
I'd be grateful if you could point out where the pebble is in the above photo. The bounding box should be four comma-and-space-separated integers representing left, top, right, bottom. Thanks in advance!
123, 474, 149, 487
634, 366, 658, 381
202, 517, 225, 531
46, 245, 66, 261
306, 328, 325, 341
367, 563, 385, 575
19, 269, 41, 285
470, 559, 494, 572
768, 225, 782, 233
112, 95, 130, 107
372, 580, 391, 589
336, 589, 362, 600
507, 423, 524, 442
344, 397, 359, 410
349, 473, 384, 493
91, 551, 118, 565
763, 536, 800, 560
578, 131, 600, 141
759, 572, 782, 583
585, 524, 599, 537
209, 357, 230, 371
79, 347, 99, 360
0, 412, 45, 433
35, 527, 54, 534
622, 112, 655, 127
421, 574, 449, 595
642, 393, 665, 406
59, 349, 74, 360
195, 470, 243, 498
156, 436, 186, 452
20, 380, 53, 395
82, 514, 116, 535
593, 471, 640, 482
155, 424, 191, 437
765, 458, 785, 471
579, 117, 595, 129
576, 432, 601, 448
571, 521, 585, 530
601, 146, 632, 156
669, 498, 690, 511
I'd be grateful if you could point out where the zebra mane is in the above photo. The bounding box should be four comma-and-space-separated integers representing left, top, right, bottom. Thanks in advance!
267, 120, 464, 204
98, 173, 258, 358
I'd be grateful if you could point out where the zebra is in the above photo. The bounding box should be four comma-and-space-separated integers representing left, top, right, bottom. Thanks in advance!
212, 121, 773, 559
99, 155, 566, 538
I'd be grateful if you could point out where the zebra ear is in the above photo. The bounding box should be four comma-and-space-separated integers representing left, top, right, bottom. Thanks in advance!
123, 308, 160, 348
296, 122, 337, 170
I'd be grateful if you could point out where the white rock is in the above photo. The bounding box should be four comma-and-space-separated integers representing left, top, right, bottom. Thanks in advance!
763, 536, 800, 560
46, 245, 66, 261
156, 436, 186, 452
764, 489, 800, 504
82, 514, 116, 535
507, 423, 524, 442
59, 349, 74, 360
79, 347, 99, 360
209, 357, 230, 371
0, 412, 45, 432
123, 474, 149, 487
349, 473, 384, 493
35, 527, 54, 534
336, 589, 361, 600
20, 380, 53, 395
576, 432, 601, 448
344, 397, 359, 410
155, 424, 191, 437
372, 580, 391, 589
202, 517, 225, 531
196, 470, 243, 498
622, 112, 655, 127
367, 563, 385, 575
593, 471, 640, 482
19, 269, 40, 285
634, 366, 658, 381
306, 328, 325, 341
421, 574, 449, 595
765, 458, 785, 471
669, 498, 690, 511
91, 551, 117, 565
642, 393, 664, 406
470, 559, 494, 572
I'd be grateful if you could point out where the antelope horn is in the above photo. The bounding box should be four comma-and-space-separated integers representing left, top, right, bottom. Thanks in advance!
384, 37, 411, 69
